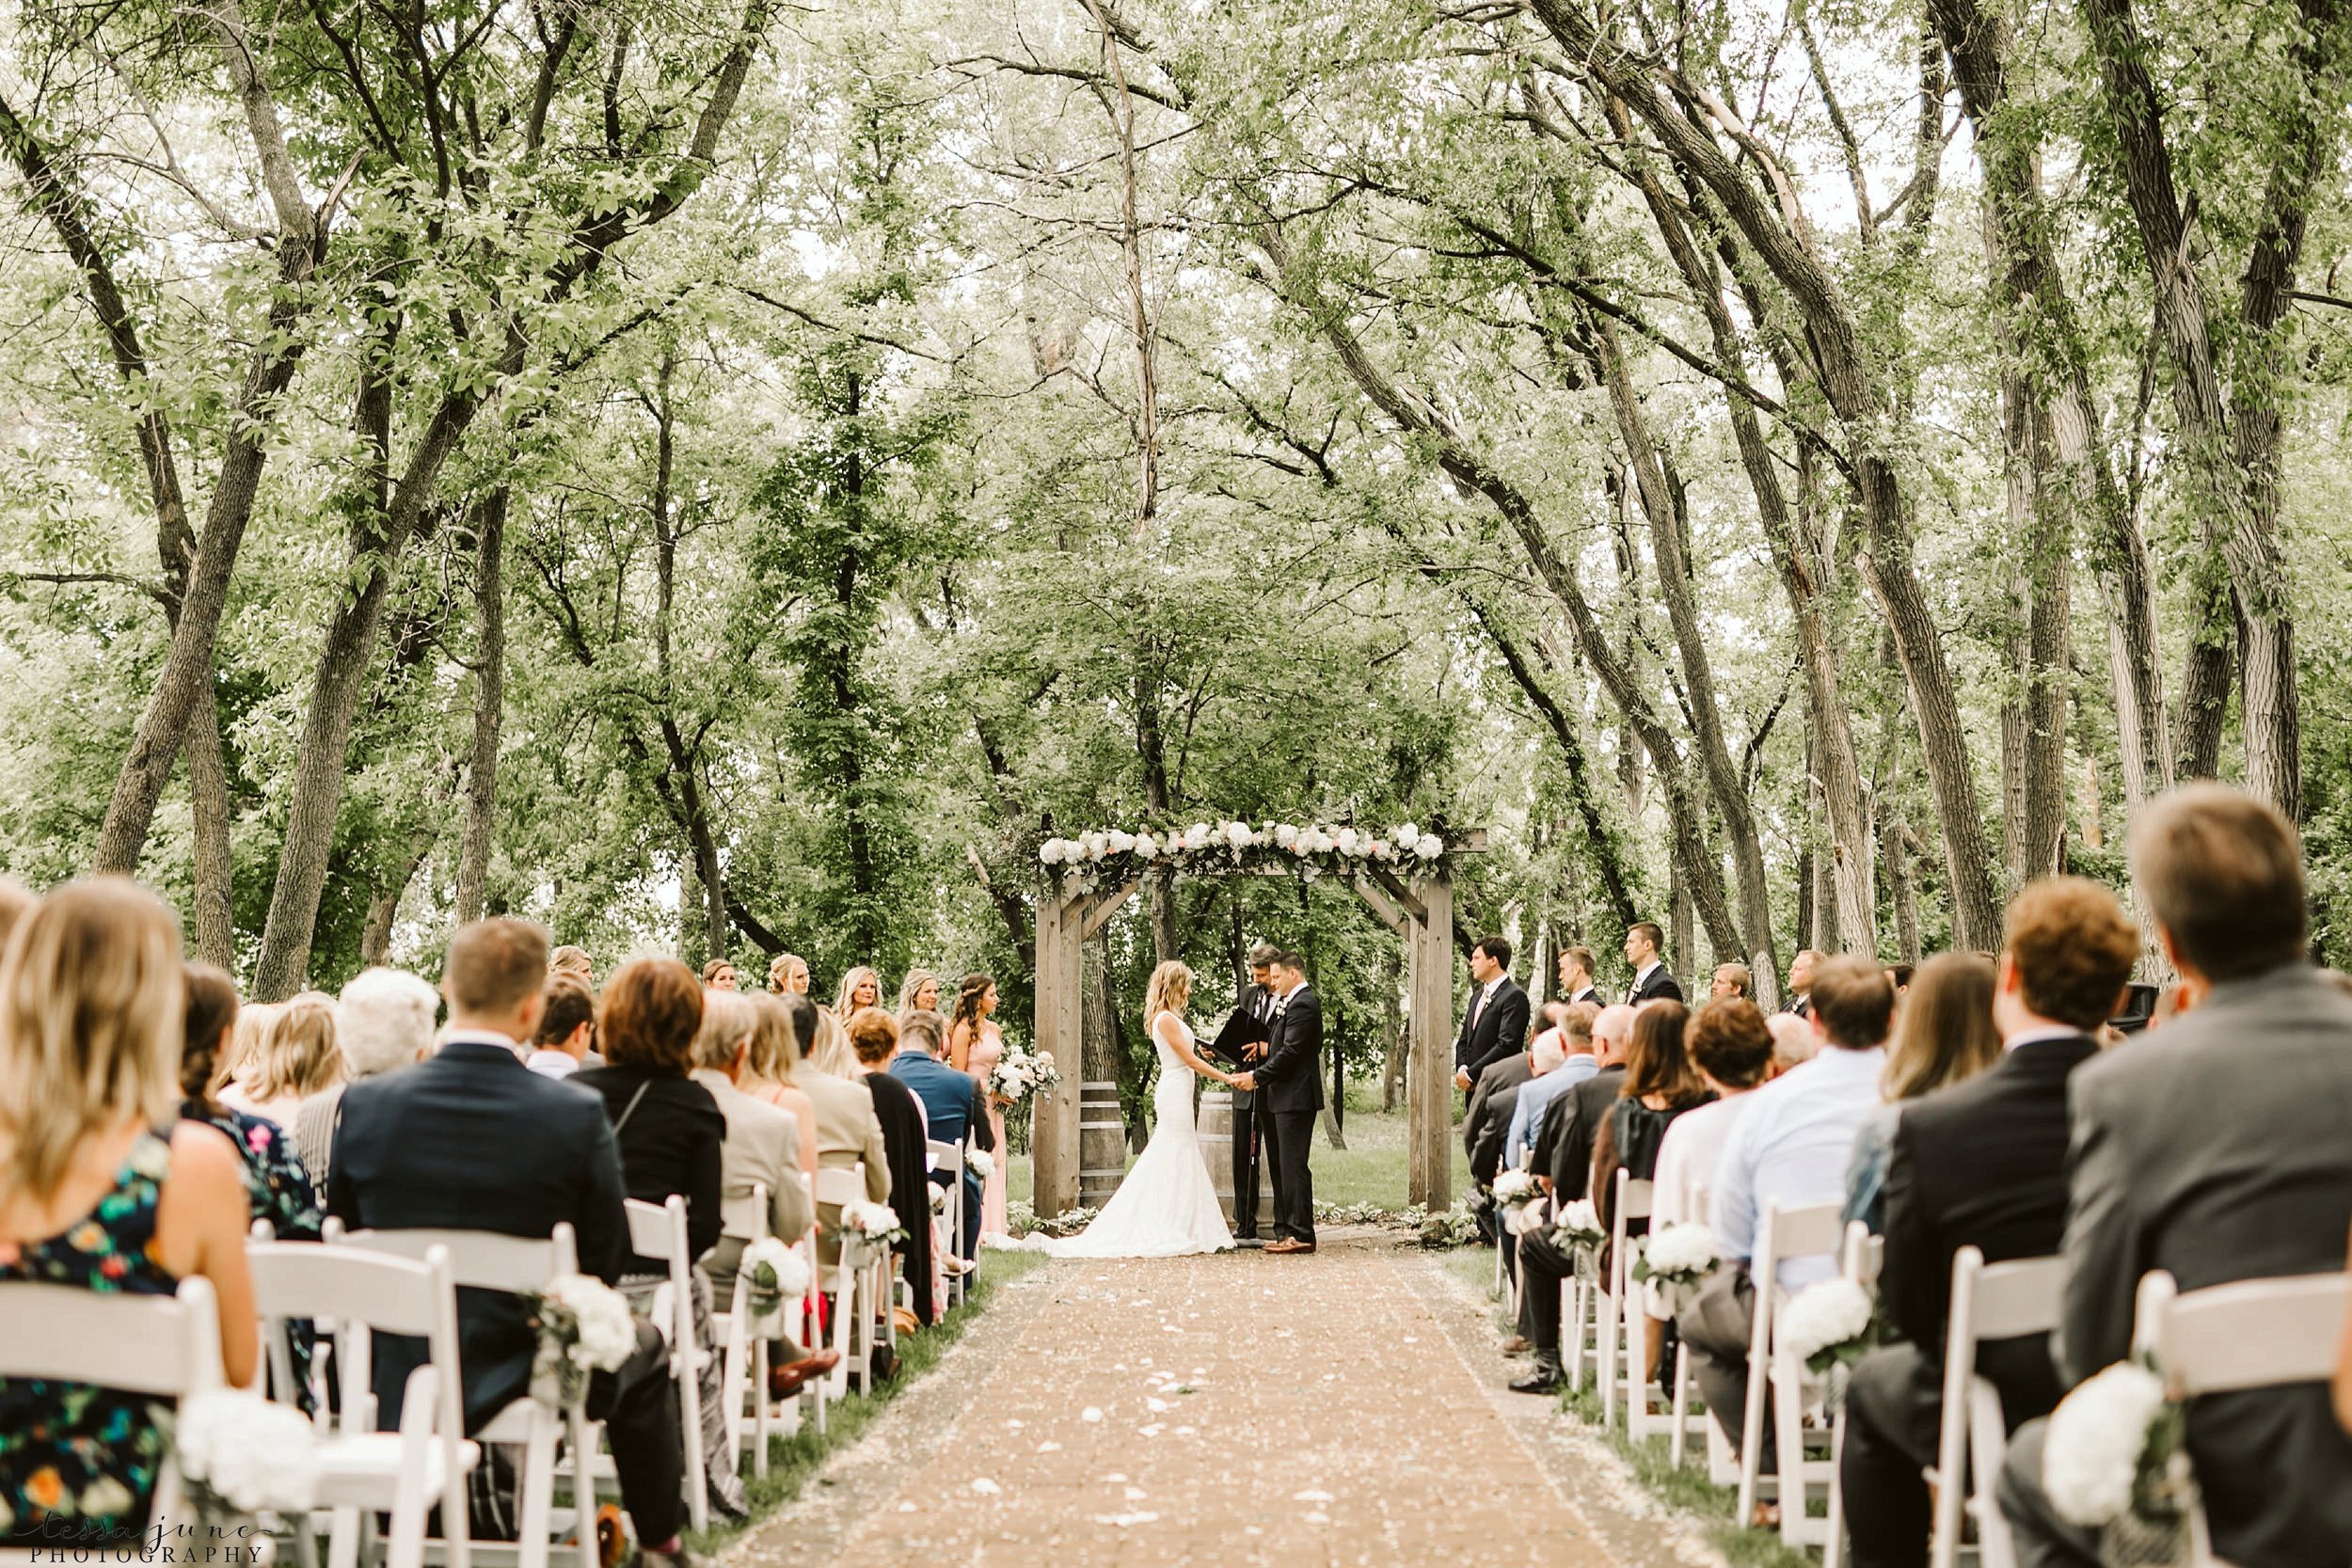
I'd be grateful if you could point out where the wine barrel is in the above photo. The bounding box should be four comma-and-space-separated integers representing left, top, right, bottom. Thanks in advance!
1078, 1080, 1126, 1210
1199, 1086, 1273, 1226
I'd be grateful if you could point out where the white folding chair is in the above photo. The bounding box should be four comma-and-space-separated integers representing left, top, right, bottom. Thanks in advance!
248, 1240, 472, 1568
1733, 1199, 1846, 1530
1817, 1222, 1885, 1568
0, 1275, 222, 1559
812, 1166, 870, 1400
714, 1180, 815, 1480
1667, 1180, 1713, 1468
622, 1196, 708, 1536
2142, 1268, 2352, 1568
332, 1224, 595, 1568
1610, 1171, 1659, 1435
1922, 1248, 2064, 1568
928, 1139, 967, 1308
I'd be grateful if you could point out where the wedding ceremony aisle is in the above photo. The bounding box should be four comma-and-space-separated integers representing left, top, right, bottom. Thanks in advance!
727, 1234, 1685, 1568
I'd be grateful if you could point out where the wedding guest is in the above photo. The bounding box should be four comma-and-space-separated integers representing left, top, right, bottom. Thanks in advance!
1534, 1004, 1637, 1199
783, 995, 891, 1269
327, 917, 691, 1566
1844, 952, 2001, 1231
1784, 948, 1820, 1018
550, 943, 595, 985
946, 974, 1009, 1240
1999, 786, 2352, 1568
1624, 922, 1684, 1005
896, 969, 940, 1020
215, 998, 280, 1105
1506, 1001, 1602, 1171
1710, 963, 1752, 1001
691, 991, 816, 1302
527, 974, 597, 1080
296, 965, 439, 1189
1558, 944, 1601, 1007
1883, 960, 1915, 998
0, 880, 259, 1545
1453, 936, 1531, 1092
1842, 879, 2131, 1568
1592, 1000, 1710, 1268
1679, 955, 1891, 1489
1645, 998, 1775, 1327
845, 1007, 935, 1329
1470, 1002, 1565, 1189
576, 960, 723, 1271
893, 1009, 996, 1266
226, 990, 343, 1128
740, 995, 819, 1180
181, 963, 322, 1243
834, 965, 882, 1018
701, 958, 738, 992
1766, 1010, 1818, 1072
767, 953, 810, 995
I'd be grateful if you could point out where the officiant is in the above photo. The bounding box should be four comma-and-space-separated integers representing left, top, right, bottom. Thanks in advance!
1212, 943, 1282, 1245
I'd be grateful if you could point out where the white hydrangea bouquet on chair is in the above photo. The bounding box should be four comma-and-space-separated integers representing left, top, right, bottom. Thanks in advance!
967, 1148, 994, 1180
1552, 1199, 1606, 1281
988, 1043, 1060, 1105
1777, 1276, 1883, 1417
1631, 1221, 1719, 1314
740, 1236, 813, 1338
834, 1199, 908, 1257
175, 1387, 322, 1525
2042, 1361, 2192, 1568
528, 1273, 637, 1409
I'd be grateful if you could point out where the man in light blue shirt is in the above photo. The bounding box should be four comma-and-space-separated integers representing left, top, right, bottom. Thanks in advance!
1506, 1001, 1620, 1169
1684, 955, 1893, 1466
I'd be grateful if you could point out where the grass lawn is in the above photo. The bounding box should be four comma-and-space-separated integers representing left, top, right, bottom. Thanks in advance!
1008, 1081, 1471, 1215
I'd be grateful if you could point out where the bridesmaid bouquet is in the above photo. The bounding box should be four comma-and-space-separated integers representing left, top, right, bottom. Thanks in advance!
988, 1043, 1061, 1105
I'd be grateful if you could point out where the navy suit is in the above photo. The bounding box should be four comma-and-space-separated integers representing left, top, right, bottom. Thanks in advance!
888, 1052, 997, 1260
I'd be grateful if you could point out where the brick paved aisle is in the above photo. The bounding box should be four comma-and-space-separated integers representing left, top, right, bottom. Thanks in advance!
728, 1234, 1635, 1568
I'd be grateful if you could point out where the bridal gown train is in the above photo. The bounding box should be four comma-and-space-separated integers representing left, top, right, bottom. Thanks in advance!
1046, 1014, 1234, 1259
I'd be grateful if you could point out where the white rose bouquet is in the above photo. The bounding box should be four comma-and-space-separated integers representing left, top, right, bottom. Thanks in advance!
968, 1148, 995, 1180
1491, 1167, 1537, 1205
836, 1199, 908, 1253
174, 1388, 322, 1522
740, 1235, 812, 1336
2043, 1360, 2192, 1554
529, 1273, 638, 1409
1777, 1276, 1882, 1375
1630, 1221, 1719, 1313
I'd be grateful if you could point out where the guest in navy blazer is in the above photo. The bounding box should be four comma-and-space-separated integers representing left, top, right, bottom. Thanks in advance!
888, 1008, 997, 1261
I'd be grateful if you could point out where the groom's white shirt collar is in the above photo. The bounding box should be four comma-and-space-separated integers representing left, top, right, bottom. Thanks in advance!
1278, 978, 1308, 1006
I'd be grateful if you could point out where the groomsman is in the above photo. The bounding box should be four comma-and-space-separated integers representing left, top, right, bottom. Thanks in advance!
1783, 948, 1820, 1019
1453, 937, 1531, 1092
1623, 922, 1684, 1005
1230, 943, 1281, 1245
1556, 945, 1601, 1007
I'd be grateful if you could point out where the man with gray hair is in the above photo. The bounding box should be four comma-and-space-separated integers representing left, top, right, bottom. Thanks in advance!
296, 966, 439, 1183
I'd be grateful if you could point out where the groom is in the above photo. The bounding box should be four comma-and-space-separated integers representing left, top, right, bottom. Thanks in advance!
1233, 950, 1323, 1255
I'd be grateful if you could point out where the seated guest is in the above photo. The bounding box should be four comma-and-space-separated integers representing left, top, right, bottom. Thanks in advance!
1505, 1001, 1601, 1172
1645, 999, 1774, 1321
182, 963, 322, 1244
214, 997, 279, 1108
1766, 1010, 1817, 1073
328, 918, 691, 1565
888, 1009, 996, 1263
2000, 787, 2352, 1568
1842, 879, 2130, 1568
1, 880, 259, 1545
1678, 955, 1891, 1487
1710, 963, 1752, 1001
1534, 1004, 1637, 1200
549, 943, 595, 985
1843, 952, 2000, 1231
787, 997, 891, 1268
846, 1008, 936, 1328
1469, 1002, 1561, 1191
224, 990, 343, 1127
299, 965, 440, 1186
526, 974, 597, 1081
1592, 1000, 1710, 1284
690, 991, 816, 1300
739, 995, 820, 1181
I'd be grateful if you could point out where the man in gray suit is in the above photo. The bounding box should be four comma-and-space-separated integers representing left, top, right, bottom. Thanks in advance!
1999, 784, 2352, 1568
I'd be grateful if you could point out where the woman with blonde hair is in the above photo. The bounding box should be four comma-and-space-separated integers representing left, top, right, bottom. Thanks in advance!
896, 968, 940, 1021
741, 995, 819, 1180
833, 964, 882, 1019
227, 991, 343, 1127
947, 974, 1010, 1238
1047, 960, 1238, 1259
0, 879, 259, 1544
767, 952, 810, 995
775, 994, 889, 1270
1845, 951, 2001, 1229
803, 1006, 862, 1078
215, 998, 281, 1105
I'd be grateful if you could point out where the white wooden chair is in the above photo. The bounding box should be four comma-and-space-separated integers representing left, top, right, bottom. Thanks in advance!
1667, 1179, 1712, 1468
1733, 1199, 1846, 1531
1924, 1247, 2064, 1568
2141, 1268, 2352, 1568
813, 1166, 871, 1399
1816, 1222, 1885, 1568
713, 1180, 817, 1479
0, 1275, 222, 1562
248, 1239, 472, 1568
622, 1196, 708, 1535
331, 1224, 596, 1568
928, 1139, 967, 1308
1608, 1171, 1664, 1436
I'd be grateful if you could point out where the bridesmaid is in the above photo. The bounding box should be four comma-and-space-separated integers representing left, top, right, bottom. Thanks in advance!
947, 974, 1009, 1241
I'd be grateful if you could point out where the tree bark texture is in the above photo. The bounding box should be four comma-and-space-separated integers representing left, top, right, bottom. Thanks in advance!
454, 486, 508, 926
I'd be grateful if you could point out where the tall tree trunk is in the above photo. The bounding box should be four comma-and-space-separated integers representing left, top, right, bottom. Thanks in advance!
1883, 816, 1922, 965
454, 486, 508, 926
1081, 0, 1158, 529
184, 694, 238, 968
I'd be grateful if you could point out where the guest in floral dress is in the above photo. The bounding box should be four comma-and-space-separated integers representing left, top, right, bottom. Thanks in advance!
947, 974, 1009, 1240
0, 880, 259, 1544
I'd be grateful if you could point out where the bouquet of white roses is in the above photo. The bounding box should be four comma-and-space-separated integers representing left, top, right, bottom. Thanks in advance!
1491, 1167, 1537, 1205
739, 1235, 811, 1336
1551, 1198, 1606, 1279
1779, 1277, 1883, 1375
967, 1148, 994, 1180
174, 1387, 321, 1523
2043, 1360, 2192, 1560
835, 1199, 908, 1253
529, 1273, 637, 1409
1630, 1221, 1719, 1313
988, 1043, 1062, 1105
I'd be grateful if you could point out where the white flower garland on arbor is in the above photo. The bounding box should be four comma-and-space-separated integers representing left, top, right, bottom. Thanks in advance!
1038, 819, 1448, 887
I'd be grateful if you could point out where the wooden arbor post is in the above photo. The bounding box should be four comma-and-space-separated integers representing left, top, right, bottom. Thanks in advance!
1033, 877, 1137, 1219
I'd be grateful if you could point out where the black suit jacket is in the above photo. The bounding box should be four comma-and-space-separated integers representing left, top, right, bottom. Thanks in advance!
1454, 976, 1531, 1081
1216, 984, 1278, 1106
571, 1064, 725, 1273
1538, 1064, 1626, 1199
1256, 986, 1327, 1115
1627, 966, 1684, 1006
1565, 985, 1602, 1009
327, 1039, 628, 1431
1463, 1053, 1533, 1177
862, 1069, 937, 1323
1880, 1035, 2097, 1426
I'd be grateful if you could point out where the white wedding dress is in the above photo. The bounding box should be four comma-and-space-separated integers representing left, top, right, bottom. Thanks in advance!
1046, 1012, 1235, 1258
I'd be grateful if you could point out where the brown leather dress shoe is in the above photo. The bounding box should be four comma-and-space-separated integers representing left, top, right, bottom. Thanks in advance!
1264, 1239, 1318, 1255
768, 1348, 842, 1399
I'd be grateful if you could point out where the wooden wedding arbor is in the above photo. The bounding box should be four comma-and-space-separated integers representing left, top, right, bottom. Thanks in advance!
1030, 831, 1486, 1218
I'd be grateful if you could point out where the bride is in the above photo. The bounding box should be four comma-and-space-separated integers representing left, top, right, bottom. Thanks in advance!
1047, 960, 1239, 1258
